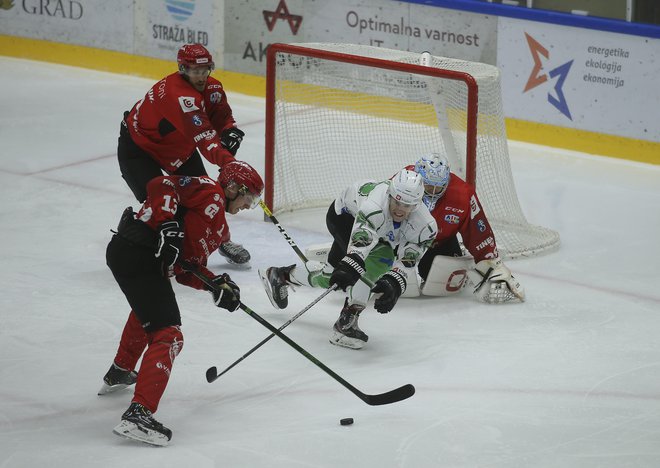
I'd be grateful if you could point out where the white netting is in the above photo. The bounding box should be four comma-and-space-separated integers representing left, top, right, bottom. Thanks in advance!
267, 43, 559, 258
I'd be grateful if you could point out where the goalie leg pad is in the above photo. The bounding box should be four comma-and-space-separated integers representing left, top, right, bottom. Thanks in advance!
420, 255, 472, 297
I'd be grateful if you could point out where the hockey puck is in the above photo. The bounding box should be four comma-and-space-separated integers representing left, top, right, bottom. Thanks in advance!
340, 418, 354, 426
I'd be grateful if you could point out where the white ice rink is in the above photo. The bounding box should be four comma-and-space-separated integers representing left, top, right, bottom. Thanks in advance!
1, 57, 660, 467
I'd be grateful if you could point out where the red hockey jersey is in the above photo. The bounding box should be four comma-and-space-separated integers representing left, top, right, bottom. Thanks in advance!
138, 175, 231, 291
126, 72, 236, 172
427, 173, 499, 262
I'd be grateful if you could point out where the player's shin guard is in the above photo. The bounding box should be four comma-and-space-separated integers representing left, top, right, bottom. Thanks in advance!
113, 310, 148, 371
132, 326, 184, 413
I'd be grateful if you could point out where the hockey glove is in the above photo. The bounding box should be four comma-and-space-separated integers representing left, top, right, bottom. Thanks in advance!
155, 220, 184, 277
329, 253, 366, 291
208, 273, 241, 312
220, 127, 245, 156
472, 258, 525, 304
371, 269, 407, 313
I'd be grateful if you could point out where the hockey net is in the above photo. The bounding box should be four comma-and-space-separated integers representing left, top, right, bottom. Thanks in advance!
265, 43, 559, 258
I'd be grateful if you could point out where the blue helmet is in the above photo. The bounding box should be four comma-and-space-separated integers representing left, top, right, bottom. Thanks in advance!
414, 153, 450, 209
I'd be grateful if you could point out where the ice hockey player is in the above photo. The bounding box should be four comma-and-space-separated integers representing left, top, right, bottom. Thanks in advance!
116, 43, 253, 267
260, 169, 437, 349
409, 153, 525, 303
99, 161, 263, 446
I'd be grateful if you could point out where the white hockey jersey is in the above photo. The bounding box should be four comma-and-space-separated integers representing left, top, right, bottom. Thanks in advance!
334, 180, 437, 269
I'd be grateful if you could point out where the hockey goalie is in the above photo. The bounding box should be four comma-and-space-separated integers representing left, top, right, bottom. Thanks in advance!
401, 153, 525, 303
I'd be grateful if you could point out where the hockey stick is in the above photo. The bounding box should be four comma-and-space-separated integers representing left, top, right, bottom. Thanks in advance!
259, 200, 375, 288
259, 199, 310, 264
180, 261, 415, 406
206, 285, 337, 383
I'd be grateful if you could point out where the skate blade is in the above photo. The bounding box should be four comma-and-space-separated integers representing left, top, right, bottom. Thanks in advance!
223, 257, 252, 270
329, 330, 365, 350
258, 269, 282, 310
113, 420, 169, 447
98, 382, 132, 396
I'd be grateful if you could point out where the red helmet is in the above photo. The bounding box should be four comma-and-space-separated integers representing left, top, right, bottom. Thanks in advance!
177, 44, 215, 73
218, 161, 264, 206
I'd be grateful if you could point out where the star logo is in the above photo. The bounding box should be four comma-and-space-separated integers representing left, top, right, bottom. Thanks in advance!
523, 33, 573, 120
263, 0, 302, 35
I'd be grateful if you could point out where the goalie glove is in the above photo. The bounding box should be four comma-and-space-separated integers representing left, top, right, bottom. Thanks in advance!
220, 127, 245, 156
155, 220, 184, 277
472, 258, 525, 304
207, 273, 241, 312
371, 269, 407, 313
329, 254, 366, 291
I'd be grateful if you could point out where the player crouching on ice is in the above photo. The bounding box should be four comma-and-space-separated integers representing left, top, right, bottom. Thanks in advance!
408, 153, 525, 303
260, 169, 437, 350
100, 161, 263, 446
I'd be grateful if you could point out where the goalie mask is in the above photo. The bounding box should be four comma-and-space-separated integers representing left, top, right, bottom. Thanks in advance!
414, 153, 450, 210
218, 161, 264, 209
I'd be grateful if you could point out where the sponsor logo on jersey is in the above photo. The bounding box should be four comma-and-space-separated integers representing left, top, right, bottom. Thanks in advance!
469, 195, 480, 219
209, 91, 223, 104
445, 206, 464, 214
477, 219, 486, 232
207, 84, 222, 89
179, 176, 192, 186
194, 129, 217, 142
444, 214, 459, 224
178, 96, 200, 113
192, 115, 203, 126
475, 236, 494, 251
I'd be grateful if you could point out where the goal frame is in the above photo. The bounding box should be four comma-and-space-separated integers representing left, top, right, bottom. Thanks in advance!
264, 42, 479, 212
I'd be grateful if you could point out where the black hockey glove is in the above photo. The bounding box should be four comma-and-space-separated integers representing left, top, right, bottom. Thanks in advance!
220, 127, 245, 156
329, 253, 366, 291
208, 273, 241, 312
155, 220, 184, 276
371, 269, 407, 314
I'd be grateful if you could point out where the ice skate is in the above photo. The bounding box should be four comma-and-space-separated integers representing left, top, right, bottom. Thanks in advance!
113, 402, 172, 447
219, 241, 251, 268
329, 300, 368, 350
258, 264, 300, 309
98, 363, 137, 395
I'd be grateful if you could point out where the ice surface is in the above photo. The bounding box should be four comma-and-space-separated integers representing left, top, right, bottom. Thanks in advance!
1, 57, 659, 467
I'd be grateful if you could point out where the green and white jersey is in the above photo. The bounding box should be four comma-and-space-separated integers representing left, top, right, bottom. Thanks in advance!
334, 179, 437, 269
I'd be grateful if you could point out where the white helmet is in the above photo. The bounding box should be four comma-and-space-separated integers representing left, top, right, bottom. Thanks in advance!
414, 153, 450, 209
388, 169, 424, 206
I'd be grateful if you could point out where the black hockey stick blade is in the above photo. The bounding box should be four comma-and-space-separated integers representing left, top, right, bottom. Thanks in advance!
360, 383, 416, 406
206, 366, 219, 383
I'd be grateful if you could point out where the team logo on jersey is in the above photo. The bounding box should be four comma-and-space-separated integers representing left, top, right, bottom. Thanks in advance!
477, 219, 486, 232
444, 214, 459, 225
209, 91, 223, 104
178, 96, 200, 113
204, 203, 220, 219
179, 176, 192, 186
192, 115, 203, 126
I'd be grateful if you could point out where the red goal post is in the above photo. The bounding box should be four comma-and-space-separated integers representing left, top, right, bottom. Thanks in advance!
264, 42, 560, 258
